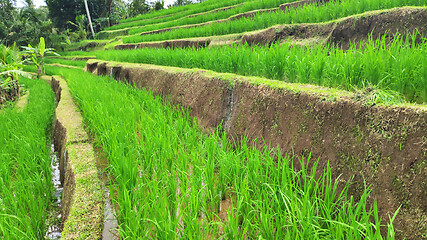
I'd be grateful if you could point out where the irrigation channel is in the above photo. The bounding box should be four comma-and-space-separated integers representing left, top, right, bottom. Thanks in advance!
45, 144, 62, 239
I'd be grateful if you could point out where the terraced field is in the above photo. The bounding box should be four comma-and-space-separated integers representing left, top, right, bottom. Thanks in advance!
5, 0, 427, 239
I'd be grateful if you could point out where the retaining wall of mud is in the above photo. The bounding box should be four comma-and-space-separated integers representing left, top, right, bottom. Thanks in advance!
50, 76, 104, 239
114, 7, 427, 50
243, 6, 427, 49
114, 0, 328, 50
86, 60, 426, 240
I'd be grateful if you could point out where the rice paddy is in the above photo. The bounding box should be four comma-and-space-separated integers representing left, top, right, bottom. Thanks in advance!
108, 0, 248, 30
126, 0, 295, 35
64, 32, 427, 103
40, 66, 399, 239
123, 0, 427, 43
3, 0, 426, 238
0, 77, 55, 239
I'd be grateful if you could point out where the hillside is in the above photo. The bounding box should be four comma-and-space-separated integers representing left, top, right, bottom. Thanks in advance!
2, 0, 426, 239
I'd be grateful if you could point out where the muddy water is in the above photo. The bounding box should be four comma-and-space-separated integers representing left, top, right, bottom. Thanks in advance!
93, 145, 119, 240
103, 188, 119, 240
45, 143, 62, 240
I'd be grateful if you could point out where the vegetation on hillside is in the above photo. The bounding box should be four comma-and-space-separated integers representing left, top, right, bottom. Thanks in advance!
124, 0, 427, 43
1, 0, 426, 238
69, 32, 426, 103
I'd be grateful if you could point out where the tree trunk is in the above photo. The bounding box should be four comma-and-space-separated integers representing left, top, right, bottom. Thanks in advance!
37, 65, 42, 78
108, 0, 113, 27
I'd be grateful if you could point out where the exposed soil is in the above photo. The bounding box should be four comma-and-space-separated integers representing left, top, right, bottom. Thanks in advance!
86, 61, 232, 133
114, 7, 427, 50
86, 60, 427, 240
228, 81, 427, 240
327, 7, 427, 49
14, 91, 28, 111
69, 57, 97, 61
115, 39, 211, 50
243, 7, 427, 49
67, 41, 106, 51
47, 63, 83, 70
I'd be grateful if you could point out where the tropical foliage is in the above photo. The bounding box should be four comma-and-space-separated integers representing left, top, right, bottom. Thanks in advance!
22, 37, 59, 77
0, 43, 27, 106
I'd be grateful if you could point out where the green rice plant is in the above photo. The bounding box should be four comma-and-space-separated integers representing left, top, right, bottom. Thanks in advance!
123, 0, 427, 43
0, 77, 55, 239
40, 65, 399, 239
127, 0, 293, 35
107, 0, 247, 31
87, 32, 427, 103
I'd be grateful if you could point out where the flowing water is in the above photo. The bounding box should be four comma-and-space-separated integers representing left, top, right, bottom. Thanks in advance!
45, 143, 62, 240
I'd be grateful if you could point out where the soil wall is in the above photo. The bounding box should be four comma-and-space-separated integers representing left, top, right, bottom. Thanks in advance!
50, 76, 104, 239
85, 60, 426, 240
114, 7, 427, 50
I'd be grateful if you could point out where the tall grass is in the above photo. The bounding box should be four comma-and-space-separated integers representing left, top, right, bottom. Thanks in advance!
108, 0, 247, 30
87, 33, 427, 103
43, 66, 399, 239
126, 0, 292, 35
124, 0, 427, 43
0, 77, 55, 238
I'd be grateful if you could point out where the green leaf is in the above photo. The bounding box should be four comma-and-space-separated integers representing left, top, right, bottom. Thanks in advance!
31, 56, 39, 66
39, 37, 46, 57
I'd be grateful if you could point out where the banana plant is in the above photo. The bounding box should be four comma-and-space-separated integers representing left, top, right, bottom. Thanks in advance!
21, 37, 59, 77
0, 43, 30, 105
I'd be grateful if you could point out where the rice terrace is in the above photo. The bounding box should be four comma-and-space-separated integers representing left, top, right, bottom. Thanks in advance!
0, 0, 426, 239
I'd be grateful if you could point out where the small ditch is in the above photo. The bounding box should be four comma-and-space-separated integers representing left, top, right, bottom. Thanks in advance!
45, 143, 62, 240
94, 144, 119, 240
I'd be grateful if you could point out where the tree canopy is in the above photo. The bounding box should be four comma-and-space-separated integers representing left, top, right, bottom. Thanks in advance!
0, 0, 16, 43
45, 0, 110, 30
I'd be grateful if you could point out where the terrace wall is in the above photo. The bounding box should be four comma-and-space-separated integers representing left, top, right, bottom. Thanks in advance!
50, 76, 104, 239
114, 7, 427, 50
85, 60, 426, 240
